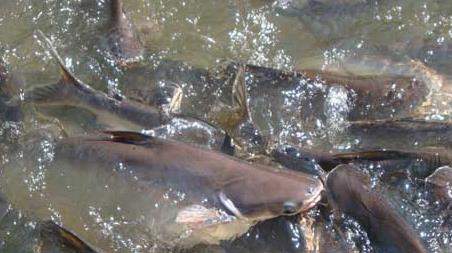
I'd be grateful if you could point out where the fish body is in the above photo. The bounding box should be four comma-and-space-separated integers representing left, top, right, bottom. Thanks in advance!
333, 147, 452, 178
246, 64, 429, 120
347, 118, 452, 149
326, 164, 427, 253
10, 33, 167, 131
271, 145, 335, 176
1, 131, 323, 251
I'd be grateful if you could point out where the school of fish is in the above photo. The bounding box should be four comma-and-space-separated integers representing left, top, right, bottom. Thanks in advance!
0, 0, 450, 253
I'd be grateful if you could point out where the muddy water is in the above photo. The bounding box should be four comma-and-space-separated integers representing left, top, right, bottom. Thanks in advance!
0, 0, 451, 252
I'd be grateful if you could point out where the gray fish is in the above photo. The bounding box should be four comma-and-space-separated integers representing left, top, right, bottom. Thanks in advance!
271, 145, 334, 176
333, 147, 452, 178
246, 64, 429, 120
9, 31, 167, 131
346, 117, 452, 149
107, 0, 144, 65
1, 131, 323, 251
326, 164, 427, 253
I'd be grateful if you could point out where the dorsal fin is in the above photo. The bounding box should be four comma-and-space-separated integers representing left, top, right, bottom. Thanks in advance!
103, 130, 154, 145
36, 30, 81, 86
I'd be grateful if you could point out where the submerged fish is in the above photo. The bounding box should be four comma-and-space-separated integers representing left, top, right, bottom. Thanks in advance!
271, 145, 334, 176
246, 64, 429, 121
107, 0, 144, 65
333, 147, 452, 178
326, 164, 427, 253
346, 117, 452, 149
9, 31, 167, 131
1, 131, 323, 251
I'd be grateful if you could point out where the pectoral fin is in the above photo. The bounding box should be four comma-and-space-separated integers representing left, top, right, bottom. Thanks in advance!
175, 205, 236, 229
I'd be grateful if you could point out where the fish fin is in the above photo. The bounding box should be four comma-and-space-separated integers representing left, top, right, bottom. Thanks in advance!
175, 205, 234, 229
333, 150, 409, 162
7, 81, 69, 106
103, 130, 154, 145
39, 220, 99, 253
0, 193, 9, 221
36, 30, 82, 87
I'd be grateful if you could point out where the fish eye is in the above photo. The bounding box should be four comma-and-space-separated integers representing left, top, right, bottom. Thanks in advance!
282, 201, 298, 215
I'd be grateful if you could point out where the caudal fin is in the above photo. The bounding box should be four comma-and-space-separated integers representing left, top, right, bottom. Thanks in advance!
6, 31, 88, 107
36, 30, 81, 86
39, 220, 99, 253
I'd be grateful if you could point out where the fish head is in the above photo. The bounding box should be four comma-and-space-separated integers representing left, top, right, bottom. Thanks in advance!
219, 169, 324, 221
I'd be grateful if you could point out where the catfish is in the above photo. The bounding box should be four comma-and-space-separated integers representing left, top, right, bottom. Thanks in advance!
1, 130, 324, 251
347, 117, 452, 149
246, 64, 429, 121
8, 31, 168, 131
326, 164, 427, 253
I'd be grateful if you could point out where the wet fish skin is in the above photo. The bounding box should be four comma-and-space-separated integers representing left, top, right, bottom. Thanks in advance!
107, 0, 144, 65
333, 147, 452, 178
3, 130, 323, 250
271, 145, 335, 176
245, 64, 429, 120
326, 164, 427, 253
347, 118, 452, 148
60, 131, 324, 221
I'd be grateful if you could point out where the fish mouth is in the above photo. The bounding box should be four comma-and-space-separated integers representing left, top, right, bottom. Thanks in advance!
300, 184, 324, 213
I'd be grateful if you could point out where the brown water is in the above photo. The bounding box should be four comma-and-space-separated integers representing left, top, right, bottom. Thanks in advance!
0, 0, 451, 252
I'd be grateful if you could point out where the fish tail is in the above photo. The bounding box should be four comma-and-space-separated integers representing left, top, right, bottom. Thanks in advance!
39, 220, 98, 253
36, 30, 80, 86
7, 30, 86, 107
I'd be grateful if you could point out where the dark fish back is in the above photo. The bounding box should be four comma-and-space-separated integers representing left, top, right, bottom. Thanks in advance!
326, 165, 427, 253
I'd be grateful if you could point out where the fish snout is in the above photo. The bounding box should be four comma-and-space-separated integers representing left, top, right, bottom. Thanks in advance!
299, 180, 324, 213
